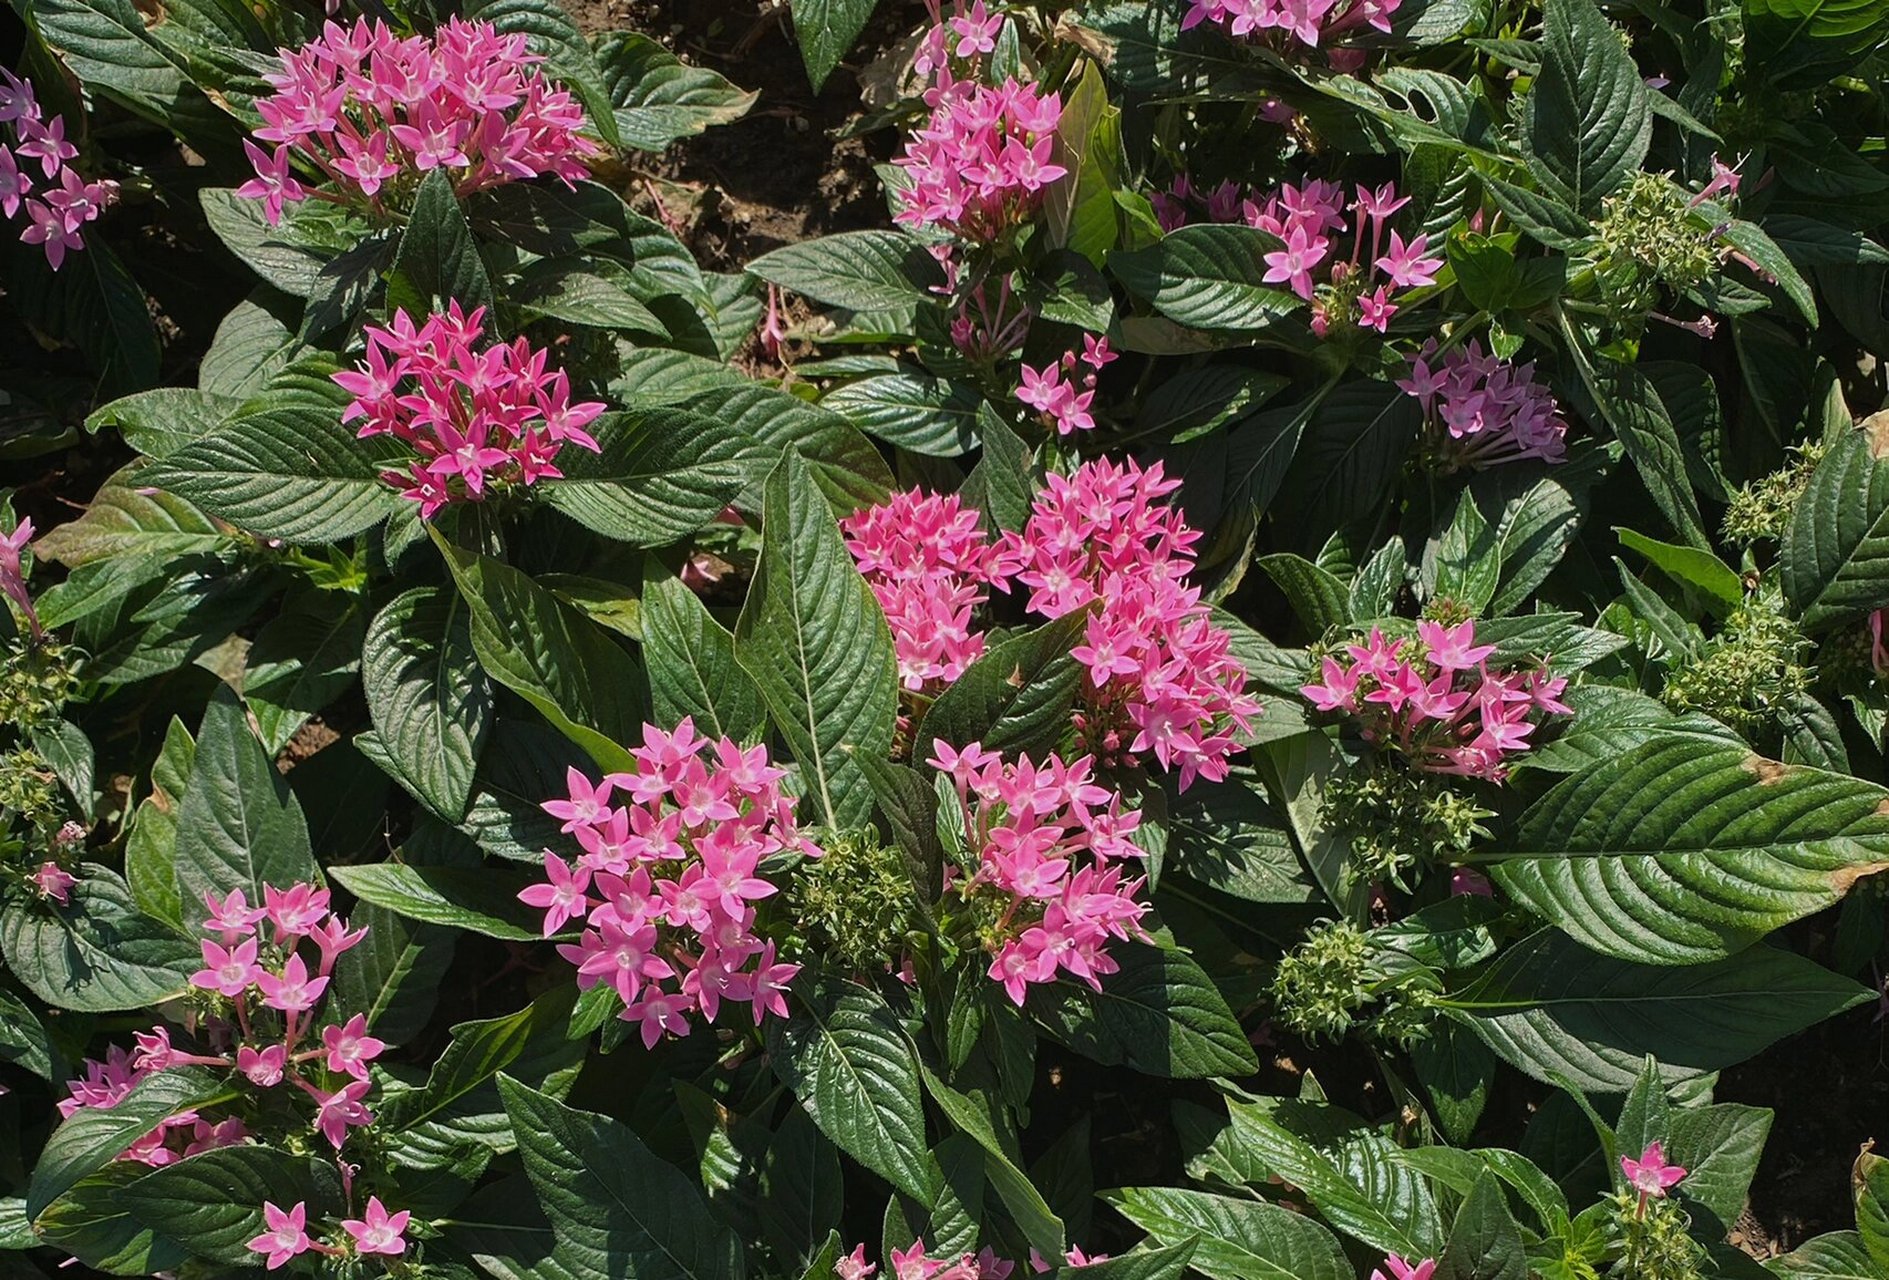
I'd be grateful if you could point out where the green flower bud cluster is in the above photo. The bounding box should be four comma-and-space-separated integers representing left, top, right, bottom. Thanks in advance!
1270, 919, 1373, 1042
1593, 173, 1722, 323
1722, 443, 1824, 547
1662, 598, 1812, 739
1323, 764, 1492, 891
0, 635, 77, 732
1614, 1193, 1706, 1280
783, 828, 919, 975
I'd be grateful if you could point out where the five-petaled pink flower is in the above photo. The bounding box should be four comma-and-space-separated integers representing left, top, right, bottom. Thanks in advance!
247, 1200, 311, 1270
341, 1195, 410, 1257
1621, 1141, 1686, 1201
1370, 1257, 1436, 1280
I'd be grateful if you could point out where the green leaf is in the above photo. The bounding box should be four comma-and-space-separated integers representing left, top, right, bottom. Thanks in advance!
1616, 528, 1744, 615
759, 1105, 843, 1266
641, 562, 766, 745
822, 373, 984, 457
1026, 941, 1259, 1079
1742, 0, 1889, 87
1436, 1173, 1527, 1280
596, 30, 756, 150
145, 398, 406, 544
88, 387, 230, 461
674, 384, 893, 514
1167, 774, 1318, 904
1858, 1148, 1889, 1274
1765, 1232, 1881, 1280
733, 450, 898, 828
119, 1146, 330, 1266
173, 686, 319, 928
198, 292, 303, 401
1258, 554, 1351, 635
1481, 174, 1593, 251
1665, 1104, 1772, 1235
0, 866, 197, 1012
748, 231, 943, 312
1209, 1099, 1444, 1257
243, 591, 366, 753
1104, 1187, 1348, 1280
542, 410, 762, 546
330, 900, 456, 1046
386, 987, 584, 1136
919, 613, 1087, 763
787, 0, 877, 90
1565, 338, 1708, 550
1492, 739, 1889, 964
1044, 61, 1124, 264
1271, 380, 1421, 550
1782, 410, 1889, 633
32, 465, 227, 568
388, 169, 496, 315
962, 404, 1036, 536
763, 976, 933, 1201
1412, 1020, 1496, 1146
500, 1076, 745, 1280
27, 1068, 235, 1217
1108, 226, 1299, 331
1524, 0, 1651, 212
436, 531, 647, 773
3, 234, 160, 395
1720, 219, 1818, 326
362, 586, 493, 823
329, 862, 544, 941
1445, 929, 1873, 1092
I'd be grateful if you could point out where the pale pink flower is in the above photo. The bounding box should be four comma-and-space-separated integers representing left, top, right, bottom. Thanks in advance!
1621, 1141, 1686, 1199
30, 860, 74, 904
248, 1201, 311, 1270
193, 937, 261, 997
341, 1195, 410, 1256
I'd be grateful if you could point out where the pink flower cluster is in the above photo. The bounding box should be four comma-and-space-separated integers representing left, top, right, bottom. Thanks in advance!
518, 720, 817, 1048
1397, 339, 1570, 467
931, 742, 1149, 1005
1181, 0, 1401, 62
893, 77, 1065, 241
913, 0, 1008, 84
57, 881, 383, 1173
842, 490, 1019, 691
1002, 457, 1261, 789
843, 459, 1258, 788
835, 1236, 1107, 1280
249, 1195, 410, 1270
57, 1044, 247, 1167
1157, 176, 1442, 335
1016, 334, 1115, 435
334, 304, 604, 517
0, 71, 117, 269
238, 17, 599, 223
1300, 619, 1571, 781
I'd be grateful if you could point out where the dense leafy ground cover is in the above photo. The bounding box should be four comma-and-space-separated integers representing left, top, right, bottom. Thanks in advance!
2, 0, 1889, 1277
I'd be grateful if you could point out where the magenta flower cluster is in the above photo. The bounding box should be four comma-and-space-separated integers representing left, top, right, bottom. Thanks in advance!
1157, 176, 1443, 335
1300, 620, 1571, 781
517, 720, 816, 1048
893, 77, 1066, 241
845, 459, 1259, 789
842, 490, 1020, 691
334, 304, 605, 517
1181, 0, 1402, 63
1003, 457, 1262, 789
1016, 334, 1116, 436
930, 742, 1149, 1005
0, 71, 117, 269
1397, 339, 1571, 467
237, 17, 599, 224
59, 881, 384, 1177
835, 1237, 1108, 1280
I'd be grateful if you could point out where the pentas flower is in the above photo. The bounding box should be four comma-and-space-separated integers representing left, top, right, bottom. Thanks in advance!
0, 71, 117, 269
1014, 336, 1115, 436
518, 721, 820, 1048
1001, 457, 1261, 789
1621, 1141, 1687, 1201
56, 1045, 238, 1167
342, 1195, 411, 1256
1398, 339, 1570, 467
240, 17, 599, 224
1370, 1256, 1437, 1280
845, 1238, 1108, 1280
1181, 0, 1401, 63
30, 859, 74, 903
842, 490, 1021, 691
1300, 619, 1571, 782
248, 1201, 312, 1270
1, 515, 40, 639
931, 742, 1150, 1005
1155, 175, 1441, 335
893, 76, 1065, 241
334, 303, 604, 517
